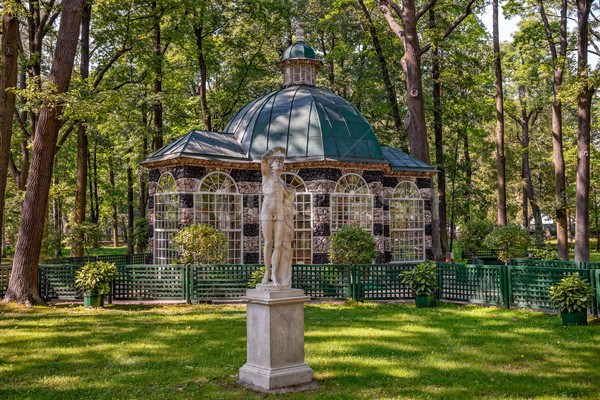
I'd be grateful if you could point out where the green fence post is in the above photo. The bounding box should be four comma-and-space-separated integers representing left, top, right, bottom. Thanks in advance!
185, 265, 190, 304
502, 264, 510, 309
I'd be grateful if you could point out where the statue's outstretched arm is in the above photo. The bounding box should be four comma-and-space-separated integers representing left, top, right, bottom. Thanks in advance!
261, 147, 286, 175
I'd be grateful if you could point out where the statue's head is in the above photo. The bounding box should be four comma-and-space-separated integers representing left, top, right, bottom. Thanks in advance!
269, 155, 284, 174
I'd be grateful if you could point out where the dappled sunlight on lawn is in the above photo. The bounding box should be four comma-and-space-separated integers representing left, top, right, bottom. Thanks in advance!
1, 302, 600, 399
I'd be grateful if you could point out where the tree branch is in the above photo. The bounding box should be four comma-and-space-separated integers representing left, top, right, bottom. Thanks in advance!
55, 122, 75, 154
416, 0, 437, 21
13, 108, 30, 138
537, 0, 558, 62
92, 45, 134, 90
420, 0, 476, 55
379, 0, 405, 46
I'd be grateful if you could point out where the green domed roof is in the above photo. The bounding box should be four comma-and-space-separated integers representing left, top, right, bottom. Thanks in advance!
223, 85, 385, 162
281, 41, 317, 61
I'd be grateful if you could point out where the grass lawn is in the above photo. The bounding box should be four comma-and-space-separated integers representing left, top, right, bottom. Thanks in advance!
1, 302, 599, 399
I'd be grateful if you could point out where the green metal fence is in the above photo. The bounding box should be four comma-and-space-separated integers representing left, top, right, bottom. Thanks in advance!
112, 265, 186, 300
437, 264, 506, 306
507, 266, 591, 310
39, 264, 83, 300
510, 259, 587, 269
189, 264, 262, 302
21, 261, 600, 315
42, 253, 151, 265
354, 264, 415, 301
0, 265, 10, 298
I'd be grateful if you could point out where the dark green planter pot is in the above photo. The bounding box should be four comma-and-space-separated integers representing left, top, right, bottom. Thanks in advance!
560, 310, 587, 326
415, 295, 436, 308
84, 293, 102, 308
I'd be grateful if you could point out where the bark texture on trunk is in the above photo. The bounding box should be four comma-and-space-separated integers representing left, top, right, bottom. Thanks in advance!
493, 0, 506, 226
4, 0, 85, 305
575, 0, 592, 262
358, 0, 409, 152
538, 0, 569, 260
0, 6, 20, 259
194, 11, 212, 132
152, 1, 164, 151
127, 166, 134, 254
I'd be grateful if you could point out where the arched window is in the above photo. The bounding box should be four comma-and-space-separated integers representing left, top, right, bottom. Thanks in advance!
331, 173, 372, 231
389, 181, 424, 262
154, 173, 179, 265
259, 173, 313, 264
194, 172, 242, 264
283, 173, 312, 264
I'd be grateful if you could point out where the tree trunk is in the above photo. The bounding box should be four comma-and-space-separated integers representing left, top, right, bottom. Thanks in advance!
430, 10, 448, 253
463, 128, 472, 221
109, 167, 119, 247
0, 5, 19, 261
137, 135, 148, 253
193, 10, 212, 132
4, 0, 85, 306
152, 1, 164, 151
357, 0, 409, 152
574, 0, 592, 262
493, 0, 506, 226
127, 166, 134, 254
71, 1, 91, 257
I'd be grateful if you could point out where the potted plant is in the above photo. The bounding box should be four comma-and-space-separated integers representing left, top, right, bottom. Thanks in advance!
549, 273, 593, 326
75, 261, 117, 307
400, 260, 438, 308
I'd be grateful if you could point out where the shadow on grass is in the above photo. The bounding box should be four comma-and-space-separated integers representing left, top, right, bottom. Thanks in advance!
1, 302, 599, 399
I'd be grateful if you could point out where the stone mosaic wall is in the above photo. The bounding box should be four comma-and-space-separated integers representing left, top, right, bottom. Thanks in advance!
147, 166, 434, 264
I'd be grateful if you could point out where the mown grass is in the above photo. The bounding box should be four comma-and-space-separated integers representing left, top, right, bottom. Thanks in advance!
1, 302, 599, 399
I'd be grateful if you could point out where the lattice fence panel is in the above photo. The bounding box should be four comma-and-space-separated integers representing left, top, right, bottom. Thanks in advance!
190, 264, 262, 301
355, 264, 415, 301
112, 265, 185, 300
293, 265, 351, 299
39, 264, 83, 300
508, 266, 591, 309
510, 259, 586, 269
438, 264, 504, 305
0, 265, 11, 298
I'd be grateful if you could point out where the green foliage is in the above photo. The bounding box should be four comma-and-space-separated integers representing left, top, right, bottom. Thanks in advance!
75, 261, 117, 295
399, 260, 438, 296
329, 224, 378, 265
531, 244, 560, 261
247, 267, 265, 288
549, 273, 594, 313
484, 223, 534, 264
173, 223, 228, 265
457, 220, 495, 255
68, 222, 103, 259
132, 218, 149, 251
42, 222, 63, 259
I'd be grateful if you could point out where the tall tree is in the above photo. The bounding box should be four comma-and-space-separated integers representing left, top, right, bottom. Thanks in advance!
357, 0, 409, 152
493, 0, 506, 226
378, 0, 475, 259
574, 0, 593, 262
537, 0, 569, 260
0, 1, 20, 257
3, 0, 85, 305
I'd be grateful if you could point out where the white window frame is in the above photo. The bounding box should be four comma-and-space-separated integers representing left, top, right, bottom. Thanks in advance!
331, 173, 373, 232
389, 181, 425, 263
258, 173, 313, 265
154, 173, 179, 265
194, 172, 243, 264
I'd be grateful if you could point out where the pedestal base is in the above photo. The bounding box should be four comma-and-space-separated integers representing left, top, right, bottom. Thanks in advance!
238, 287, 315, 391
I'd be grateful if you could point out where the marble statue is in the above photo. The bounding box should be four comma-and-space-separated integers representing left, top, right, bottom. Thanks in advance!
260, 147, 295, 288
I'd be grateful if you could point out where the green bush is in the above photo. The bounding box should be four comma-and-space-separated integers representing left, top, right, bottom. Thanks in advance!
248, 267, 265, 288
68, 222, 103, 259
132, 218, 149, 252
173, 223, 228, 265
549, 273, 594, 313
484, 223, 533, 265
329, 223, 378, 265
399, 260, 438, 296
75, 261, 117, 295
457, 220, 495, 255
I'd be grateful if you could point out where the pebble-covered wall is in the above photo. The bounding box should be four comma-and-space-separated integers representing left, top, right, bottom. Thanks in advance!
148, 164, 434, 264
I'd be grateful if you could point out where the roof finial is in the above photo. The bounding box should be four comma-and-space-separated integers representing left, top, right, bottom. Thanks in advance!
295, 24, 304, 43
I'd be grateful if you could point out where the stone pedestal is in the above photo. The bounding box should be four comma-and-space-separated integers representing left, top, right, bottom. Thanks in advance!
238, 286, 315, 391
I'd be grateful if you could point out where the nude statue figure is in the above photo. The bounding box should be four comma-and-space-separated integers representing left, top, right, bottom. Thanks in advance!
260, 147, 295, 288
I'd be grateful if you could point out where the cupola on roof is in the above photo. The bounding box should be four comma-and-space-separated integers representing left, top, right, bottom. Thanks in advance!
280, 25, 319, 61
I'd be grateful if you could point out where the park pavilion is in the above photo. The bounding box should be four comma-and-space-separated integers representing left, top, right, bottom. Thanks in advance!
141, 28, 437, 266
